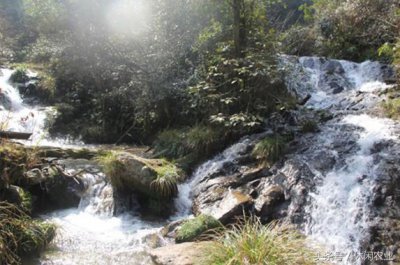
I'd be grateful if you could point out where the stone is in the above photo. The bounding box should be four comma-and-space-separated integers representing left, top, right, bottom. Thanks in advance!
255, 185, 285, 221
195, 190, 253, 224
149, 242, 211, 265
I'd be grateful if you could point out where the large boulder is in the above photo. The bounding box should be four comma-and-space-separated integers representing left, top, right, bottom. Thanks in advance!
99, 152, 185, 216
100, 152, 185, 199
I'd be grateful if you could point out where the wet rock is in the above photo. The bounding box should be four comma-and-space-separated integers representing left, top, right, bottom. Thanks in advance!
381, 64, 397, 84
0, 92, 12, 110
254, 184, 285, 221
194, 190, 253, 224
149, 241, 211, 265
24, 161, 88, 210
330, 82, 344, 94
322, 60, 344, 74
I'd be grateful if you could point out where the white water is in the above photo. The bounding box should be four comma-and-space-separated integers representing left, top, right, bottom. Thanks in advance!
172, 138, 252, 218
0, 68, 164, 264
1, 58, 396, 264
40, 164, 164, 264
284, 56, 397, 264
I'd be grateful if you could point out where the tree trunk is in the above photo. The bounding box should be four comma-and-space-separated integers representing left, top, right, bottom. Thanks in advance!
232, 0, 246, 58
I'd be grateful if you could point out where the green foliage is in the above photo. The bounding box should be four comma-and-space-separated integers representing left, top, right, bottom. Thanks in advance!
301, 120, 318, 133
291, 0, 400, 61
205, 217, 317, 265
252, 135, 286, 165
176, 215, 222, 243
0, 201, 56, 264
153, 125, 226, 168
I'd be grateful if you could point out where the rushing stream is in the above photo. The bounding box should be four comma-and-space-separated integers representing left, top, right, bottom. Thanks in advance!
0, 55, 397, 265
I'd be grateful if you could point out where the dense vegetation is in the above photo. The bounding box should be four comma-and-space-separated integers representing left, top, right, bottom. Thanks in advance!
0, 0, 399, 263
1, 0, 398, 152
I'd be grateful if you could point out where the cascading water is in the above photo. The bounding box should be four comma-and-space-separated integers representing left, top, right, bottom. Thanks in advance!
0, 68, 51, 142
1, 55, 396, 265
283, 56, 397, 264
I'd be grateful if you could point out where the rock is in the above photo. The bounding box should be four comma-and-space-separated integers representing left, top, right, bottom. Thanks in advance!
255, 185, 285, 221
381, 64, 397, 84
105, 152, 184, 200
322, 60, 344, 74
149, 242, 211, 265
195, 190, 253, 224
0, 92, 12, 110
330, 82, 344, 94
24, 161, 87, 210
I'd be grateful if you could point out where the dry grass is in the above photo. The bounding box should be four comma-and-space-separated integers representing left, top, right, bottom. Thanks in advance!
0, 202, 56, 265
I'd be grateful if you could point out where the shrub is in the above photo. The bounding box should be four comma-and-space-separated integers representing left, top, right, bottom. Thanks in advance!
176, 215, 222, 243
205, 217, 317, 265
10, 67, 29, 83
301, 120, 319, 133
153, 125, 226, 168
252, 135, 286, 165
0, 202, 56, 264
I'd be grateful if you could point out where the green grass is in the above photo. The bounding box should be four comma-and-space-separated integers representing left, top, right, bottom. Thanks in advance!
0, 202, 56, 264
176, 215, 222, 243
204, 217, 317, 265
252, 135, 286, 165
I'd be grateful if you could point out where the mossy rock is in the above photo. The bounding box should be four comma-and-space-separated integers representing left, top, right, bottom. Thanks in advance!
176, 215, 222, 243
97, 151, 185, 200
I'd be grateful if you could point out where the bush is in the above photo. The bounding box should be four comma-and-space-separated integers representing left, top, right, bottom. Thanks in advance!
176, 215, 222, 243
252, 135, 286, 165
205, 217, 317, 265
0, 202, 56, 264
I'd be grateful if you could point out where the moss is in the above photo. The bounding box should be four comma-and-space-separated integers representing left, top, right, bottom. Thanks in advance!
205, 217, 318, 265
382, 98, 400, 120
252, 135, 286, 165
176, 215, 222, 243
301, 120, 318, 133
0, 141, 40, 185
0, 202, 56, 264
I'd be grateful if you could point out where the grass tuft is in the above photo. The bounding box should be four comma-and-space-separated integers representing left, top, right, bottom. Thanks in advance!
204, 217, 317, 265
252, 135, 286, 165
0, 202, 56, 264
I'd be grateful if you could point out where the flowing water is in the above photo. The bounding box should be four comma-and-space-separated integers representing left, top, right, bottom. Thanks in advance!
283, 56, 397, 264
1, 56, 397, 265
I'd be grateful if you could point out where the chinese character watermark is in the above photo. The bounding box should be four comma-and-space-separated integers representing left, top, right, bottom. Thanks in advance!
315, 251, 394, 263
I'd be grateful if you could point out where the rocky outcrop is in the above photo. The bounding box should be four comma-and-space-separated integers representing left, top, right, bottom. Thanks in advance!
99, 151, 186, 216
149, 242, 211, 265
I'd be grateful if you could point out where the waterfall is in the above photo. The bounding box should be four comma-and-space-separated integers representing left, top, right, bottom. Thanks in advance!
172, 138, 253, 219
283, 56, 397, 264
